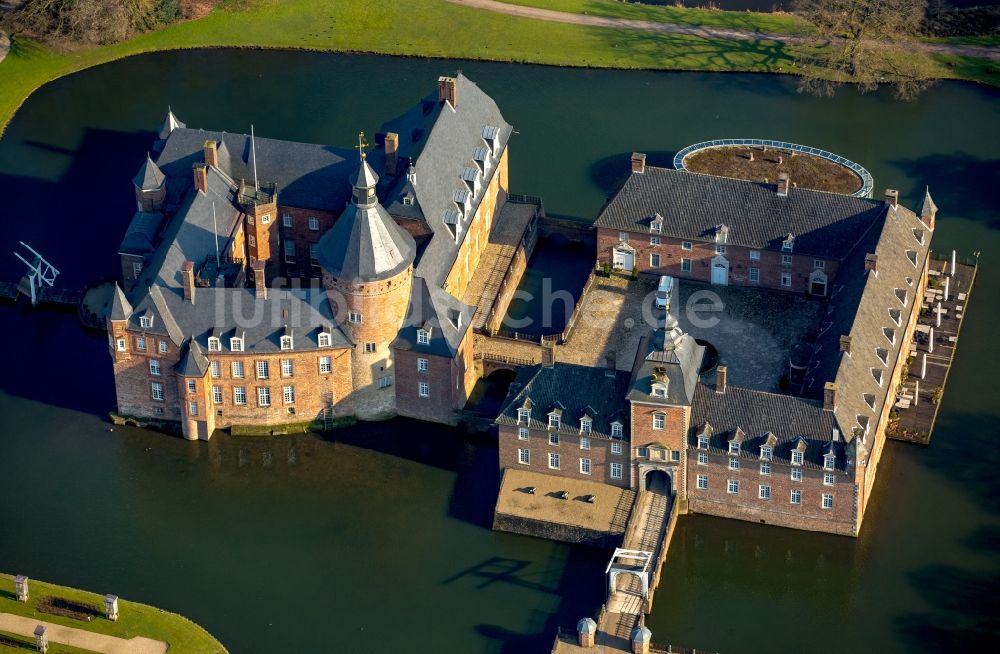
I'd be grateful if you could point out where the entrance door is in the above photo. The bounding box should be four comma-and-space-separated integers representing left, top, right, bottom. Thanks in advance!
711, 256, 729, 285
614, 248, 635, 272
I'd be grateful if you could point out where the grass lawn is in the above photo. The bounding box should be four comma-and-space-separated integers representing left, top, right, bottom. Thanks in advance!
0, 0, 996, 137
495, 0, 811, 34
0, 574, 227, 653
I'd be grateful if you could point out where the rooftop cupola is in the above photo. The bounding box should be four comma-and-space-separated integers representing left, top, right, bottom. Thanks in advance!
351, 137, 380, 207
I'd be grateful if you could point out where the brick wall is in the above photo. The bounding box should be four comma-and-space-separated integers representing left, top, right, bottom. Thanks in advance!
109, 328, 182, 423
685, 449, 857, 536
119, 254, 145, 293
630, 402, 690, 452
596, 227, 839, 296
498, 425, 631, 489
275, 205, 339, 280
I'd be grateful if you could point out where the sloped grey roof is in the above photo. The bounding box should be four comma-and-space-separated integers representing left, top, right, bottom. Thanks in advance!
176, 339, 210, 377
133, 154, 165, 190
689, 383, 846, 471
130, 284, 351, 353
119, 211, 164, 255
920, 187, 938, 220
381, 73, 513, 287
109, 284, 132, 321
158, 109, 185, 140
595, 166, 885, 260
627, 315, 704, 406
497, 363, 631, 440
393, 276, 474, 357
315, 169, 416, 282
805, 203, 931, 458
155, 128, 355, 210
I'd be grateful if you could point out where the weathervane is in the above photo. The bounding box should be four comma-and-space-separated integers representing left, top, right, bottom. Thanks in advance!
357, 131, 368, 161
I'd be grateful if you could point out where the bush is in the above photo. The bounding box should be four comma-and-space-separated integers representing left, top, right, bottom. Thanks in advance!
3, 0, 181, 45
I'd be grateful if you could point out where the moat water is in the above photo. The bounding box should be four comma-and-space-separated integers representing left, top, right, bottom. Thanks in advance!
0, 50, 997, 653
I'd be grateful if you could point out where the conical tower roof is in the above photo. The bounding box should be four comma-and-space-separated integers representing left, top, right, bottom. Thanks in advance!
176, 340, 210, 377
158, 109, 185, 140
317, 157, 416, 283
109, 283, 132, 321
133, 153, 165, 190
920, 186, 938, 219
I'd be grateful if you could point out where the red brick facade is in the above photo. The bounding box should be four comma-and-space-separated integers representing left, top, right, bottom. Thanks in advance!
394, 330, 476, 424
498, 425, 632, 489
596, 227, 839, 296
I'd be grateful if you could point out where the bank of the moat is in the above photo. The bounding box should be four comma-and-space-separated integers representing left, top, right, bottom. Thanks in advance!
0, 50, 997, 654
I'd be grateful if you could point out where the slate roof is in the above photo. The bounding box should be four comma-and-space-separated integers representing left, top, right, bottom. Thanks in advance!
595, 166, 886, 260
393, 276, 475, 357
109, 284, 132, 321
133, 154, 165, 190
176, 340, 210, 377
497, 363, 631, 439
804, 202, 932, 458
315, 159, 417, 282
627, 314, 704, 406
155, 127, 355, 211
689, 383, 849, 471
158, 109, 185, 141
128, 283, 351, 353
381, 73, 513, 287
118, 211, 164, 255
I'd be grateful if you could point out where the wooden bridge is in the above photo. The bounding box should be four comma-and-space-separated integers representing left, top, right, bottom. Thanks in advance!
0, 277, 83, 308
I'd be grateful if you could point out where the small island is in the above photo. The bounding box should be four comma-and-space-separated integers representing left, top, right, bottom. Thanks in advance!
679, 141, 868, 196
1, 573, 227, 654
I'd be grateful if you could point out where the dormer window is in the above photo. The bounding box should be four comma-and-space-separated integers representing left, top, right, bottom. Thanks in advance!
875, 347, 889, 365
280, 335, 293, 350
473, 146, 490, 173
782, 234, 795, 252
517, 408, 530, 424
883, 327, 895, 345
348, 311, 362, 323
912, 228, 924, 244
697, 436, 709, 450
453, 188, 471, 214
611, 422, 623, 438
580, 417, 592, 434
857, 415, 870, 434
402, 194, 415, 206
728, 441, 741, 455
482, 124, 500, 152
463, 167, 481, 194
888, 308, 901, 325
824, 453, 836, 470
895, 288, 907, 306
417, 329, 430, 345
650, 214, 663, 233
139, 315, 153, 329
651, 381, 668, 397
871, 368, 883, 385
791, 451, 803, 465
207, 337, 221, 352
760, 446, 773, 461
230, 337, 243, 352
906, 250, 917, 266
905, 276, 914, 287
318, 332, 332, 348
548, 413, 561, 430
863, 393, 876, 410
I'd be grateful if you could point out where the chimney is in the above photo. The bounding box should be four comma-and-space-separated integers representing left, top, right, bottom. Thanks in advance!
823, 381, 837, 411
884, 189, 899, 208
385, 132, 399, 176
631, 152, 646, 174
181, 261, 195, 303
542, 344, 555, 368
252, 260, 267, 299
839, 335, 852, 355
864, 253, 878, 273
203, 140, 218, 168
438, 76, 458, 108
776, 172, 790, 197
193, 164, 208, 193
715, 365, 727, 394
605, 353, 616, 377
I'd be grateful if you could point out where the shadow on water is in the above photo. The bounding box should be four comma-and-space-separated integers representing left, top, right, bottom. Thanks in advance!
891, 153, 1000, 230
589, 151, 679, 198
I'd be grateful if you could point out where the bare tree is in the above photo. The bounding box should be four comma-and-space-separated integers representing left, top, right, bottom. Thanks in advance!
794, 0, 933, 100
2, 0, 178, 45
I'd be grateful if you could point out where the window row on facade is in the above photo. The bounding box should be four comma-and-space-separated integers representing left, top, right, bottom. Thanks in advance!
516, 449, 624, 479
695, 475, 835, 508
517, 430, 626, 456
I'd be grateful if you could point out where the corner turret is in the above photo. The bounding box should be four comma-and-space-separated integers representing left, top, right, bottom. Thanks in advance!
920, 186, 938, 230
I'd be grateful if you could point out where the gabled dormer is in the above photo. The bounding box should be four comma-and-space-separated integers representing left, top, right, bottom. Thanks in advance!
547, 402, 565, 430
649, 213, 663, 234
579, 406, 595, 434
280, 325, 294, 351
650, 370, 669, 399
760, 432, 777, 460
318, 325, 333, 348
230, 328, 245, 352
517, 397, 533, 425
715, 224, 729, 245
610, 415, 624, 439
728, 427, 745, 455
696, 421, 713, 450
781, 233, 795, 253
417, 322, 432, 346
791, 438, 807, 465
138, 310, 155, 329
822, 444, 837, 471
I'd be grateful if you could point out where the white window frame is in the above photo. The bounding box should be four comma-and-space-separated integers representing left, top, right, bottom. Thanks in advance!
233, 387, 247, 405
281, 359, 293, 377
256, 360, 269, 379
652, 413, 665, 430
824, 454, 836, 471
416, 329, 430, 345
760, 462, 771, 475
782, 254, 793, 266
814, 259, 825, 269
319, 356, 332, 374
136, 336, 146, 351
280, 336, 293, 351
189, 401, 198, 416
418, 382, 430, 398
518, 448, 530, 465
364, 342, 377, 354
548, 414, 561, 430
282, 213, 293, 228
151, 382, 164, 401
580, 417, 592, 434
792, 451, 804, 466
791, 489, 802, 505
791, 468, 803, 482
681, 241, 693, 251
697, 436, 709, 450
207, 337, 221, 352
187, 380, 197, 394
232, 361, 245, 378
230, 337, 243, 352
211, 361, 220, 378
348, 311, 362, 324
822, 494, 834, 510
212, 385, 223, 405
824, 472, 835, 486
749, 267, 759, 283
750, 250, 761, 261
417, 357, 429, 372
729, 442, 741, 455
549, 432, 559, 446
548, 452, 560, 470
610, 462, 623, 480
759, 484, 771, 500
139, 315, 152, 328
727, 479, 739, 494
729, 457, 740, 470
650, 253, 661, 268
257, 386, 271, 407
283, 385, 295, 404
116, 338, 126, 352
781, 272, 792, 287
697, 452, 708, 465
611, 441, 623, 455
318, 332, 332, 347
308, 216, 319, 231
580, 458, 591, 475
681, 258, 692, 273
149, 360, 161, 376
517, 408, 530, 424
518, 428, 529, 441
650, 236, 661, 246
284, 240, 296, 263
580, 436, 590, 450
697, 474, 708, 490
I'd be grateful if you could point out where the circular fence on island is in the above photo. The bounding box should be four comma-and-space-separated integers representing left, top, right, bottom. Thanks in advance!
673, 139, 874, 198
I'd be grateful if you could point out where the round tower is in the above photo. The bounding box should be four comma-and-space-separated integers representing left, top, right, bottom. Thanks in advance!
317, 148, 416, 419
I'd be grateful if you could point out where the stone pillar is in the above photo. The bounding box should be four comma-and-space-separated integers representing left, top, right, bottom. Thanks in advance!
576, 617, 597, 648
914, 380, 919, 406
14, 575, 28, 602
936, 302, 942, 327
921, 353, 927, 379
951, 250, 956, 276
944, 276, 950, 302
929, 327, 934, 353
34, 625, 48, 653
631, 624, 651, 654
104, 594, 119, 621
